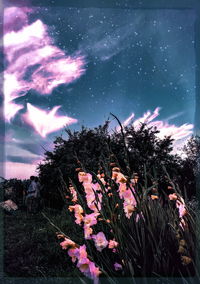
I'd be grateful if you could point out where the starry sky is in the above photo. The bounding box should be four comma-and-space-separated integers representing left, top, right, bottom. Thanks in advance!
2, 4, 196, 179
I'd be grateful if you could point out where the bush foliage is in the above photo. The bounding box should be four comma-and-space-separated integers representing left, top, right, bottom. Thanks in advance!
38, 122, 199, 208
36, 121, 199, 282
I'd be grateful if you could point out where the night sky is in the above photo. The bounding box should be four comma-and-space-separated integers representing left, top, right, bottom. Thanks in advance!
2, 4, 196, 179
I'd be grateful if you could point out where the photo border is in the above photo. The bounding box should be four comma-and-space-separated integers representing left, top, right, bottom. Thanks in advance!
1, 0, 200, 283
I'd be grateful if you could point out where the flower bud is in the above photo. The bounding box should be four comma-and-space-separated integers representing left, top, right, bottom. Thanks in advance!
181, 256, 192, 265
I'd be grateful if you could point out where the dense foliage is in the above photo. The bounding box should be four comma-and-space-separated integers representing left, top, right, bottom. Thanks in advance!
38, 122, 199, 209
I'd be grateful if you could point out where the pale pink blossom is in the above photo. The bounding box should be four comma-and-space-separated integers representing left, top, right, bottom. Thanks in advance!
68, 204, 83, 214
76, 246, 92, 278
85, 192, 95, 203
74, 213, 83, 225
112, 171, 127, 183
78, 172, 92, 183
118, 183, 127, 199
123, 189, 136, 205
114, 262, 122, 271
84, 225, 93, 240
85, 193, 101, 213
123, 203, 136, 219
99, 177, 106, 185
92, 232, 108, 252
108, 240, 119, 249
176, 202, 187, 218
117, 173, 127, 183
92, 182, 101, 192
68, 246, 102, 283
60, 238, 76, 249
84, 213, 99, 226
180, 218, 187, 230
77, 245, 88, 264
88, 201, 101, 213
69, 186, 78, 202
68, 204, 84, 225
68, 247, 80, 263
169, 193, 178, 201
89, 262, 101, 284
77, 262, 91, 278
85, 193, 95, 207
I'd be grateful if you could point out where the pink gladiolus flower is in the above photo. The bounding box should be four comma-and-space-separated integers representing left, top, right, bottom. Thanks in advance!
92, 182, 101, 192
169, 193, 178, 201
112, 172, 118, 180
123, 203, 136, 219
75, 245, 102, 282
88, 202, 100, 213
74, 213, 83, 225
68, 248, 80, 263
78, 245, 88, 264
68, 204, 83, 214
108, 240, 119, 249
92, 232, 108, 252
85, 192, 96, 203
176, 202, 187, 218
89, 261, 102, 284
78, 172, 92, 183
60, 238, 76, 249
78, 262, 90, 277
122, 189, 137, 220
123, 189, 136, 205
114, 262, 122, 271
175, 196, 187, 219
78, 172, 86, 183
84, 225, 93, 240
84, 184, 94, 195
99, 177, 106, 185
117, 173, 127, 183
112, 171, 127, 183
68, 204, 84, 225
69, 186, 78, 202
118, 183, 127, 198
84, 213, 99, 226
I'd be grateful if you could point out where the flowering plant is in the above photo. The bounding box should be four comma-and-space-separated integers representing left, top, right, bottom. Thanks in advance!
53, 164, 196, 283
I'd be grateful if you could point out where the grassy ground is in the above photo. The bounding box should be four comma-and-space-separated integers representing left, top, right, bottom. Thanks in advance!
4, 207, 82, 278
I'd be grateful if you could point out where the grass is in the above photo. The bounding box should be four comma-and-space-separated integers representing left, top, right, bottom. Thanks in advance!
4, 207, 81, 278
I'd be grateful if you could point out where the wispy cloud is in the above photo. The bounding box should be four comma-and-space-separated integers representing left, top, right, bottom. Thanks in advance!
23, 103, 77, 137
79, 16, 142, 61
3, 7, 86, 122
120, 108, 193, 152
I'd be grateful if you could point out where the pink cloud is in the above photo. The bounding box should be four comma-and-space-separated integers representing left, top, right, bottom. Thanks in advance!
132, 107, 161, 128
4, 101, 24, 123
120, 108, 194, 151
3, 7, 86, 121
2, 161, 39, 180
3, 7, 32, 33
23, 103, 77, 137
